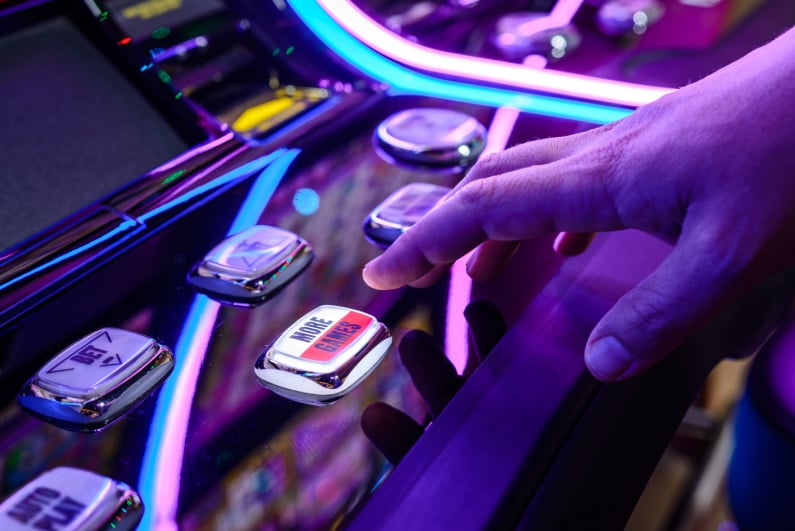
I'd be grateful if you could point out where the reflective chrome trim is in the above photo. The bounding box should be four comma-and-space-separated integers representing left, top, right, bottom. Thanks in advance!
18, 329, 174, 432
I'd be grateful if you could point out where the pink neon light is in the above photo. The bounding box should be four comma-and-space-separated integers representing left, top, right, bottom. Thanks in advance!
316, 0, 673, 108
446, 105, 522, 374
152, 300, 220, 530
517, 0, 584, 35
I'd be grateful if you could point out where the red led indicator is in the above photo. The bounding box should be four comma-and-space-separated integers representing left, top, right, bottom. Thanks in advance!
117, 37, 132, 45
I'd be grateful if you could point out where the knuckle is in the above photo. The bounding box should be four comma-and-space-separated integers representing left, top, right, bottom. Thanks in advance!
456, 178, 495, 212
619, 286, 682, 353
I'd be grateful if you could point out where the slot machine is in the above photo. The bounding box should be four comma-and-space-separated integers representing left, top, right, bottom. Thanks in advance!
0, 0, 792, 529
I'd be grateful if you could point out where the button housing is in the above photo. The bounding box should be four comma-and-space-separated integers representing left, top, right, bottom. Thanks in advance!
363, 182, 451, 247
187, 225, 313, 307
18, 328, 173, 432
375, 108, 487, 167
255, 305, 392, 405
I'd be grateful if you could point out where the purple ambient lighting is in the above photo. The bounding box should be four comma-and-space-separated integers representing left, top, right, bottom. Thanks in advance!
446, 105, 523, 374
315, 0, 673, 108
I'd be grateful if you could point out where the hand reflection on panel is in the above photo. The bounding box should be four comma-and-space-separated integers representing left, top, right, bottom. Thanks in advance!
361, 299, 506, 465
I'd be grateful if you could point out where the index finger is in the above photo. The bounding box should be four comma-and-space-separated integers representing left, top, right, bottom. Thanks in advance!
362, 162, 623, 290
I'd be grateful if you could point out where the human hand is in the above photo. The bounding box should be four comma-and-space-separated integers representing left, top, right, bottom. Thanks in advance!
363, 27, 795, 382
361, 299, 506, 464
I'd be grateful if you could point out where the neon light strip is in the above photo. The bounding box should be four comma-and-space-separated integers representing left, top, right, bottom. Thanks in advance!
307, 0, 674, 108
445, 105, 522, 374
286, 2, 631, 124
139, 149, 287, 222
139, 149, 301, 531
0, 219, 141, 292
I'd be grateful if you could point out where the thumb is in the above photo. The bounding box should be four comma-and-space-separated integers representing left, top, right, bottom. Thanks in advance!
584, 229, 737, 381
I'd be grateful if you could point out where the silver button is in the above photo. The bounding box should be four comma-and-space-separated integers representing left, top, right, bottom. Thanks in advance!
364, 182, 451, 247
255, 305, 392, 405
375, 108, 487, 167
18, 328, 173, 432
188, 225, 313, 306
0, 467, 143, 531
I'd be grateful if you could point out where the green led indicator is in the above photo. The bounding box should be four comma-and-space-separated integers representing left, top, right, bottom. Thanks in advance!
175, 91, 183, 100
285, 46, 294, 55
162, 169, 186, 185
99, 11, 109, 22
158, 70, 172, 84
272, 48, 280, 56
152, 27, 171, 40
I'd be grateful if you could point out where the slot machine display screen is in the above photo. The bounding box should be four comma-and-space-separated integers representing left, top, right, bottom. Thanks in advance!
0, 16, 188, 251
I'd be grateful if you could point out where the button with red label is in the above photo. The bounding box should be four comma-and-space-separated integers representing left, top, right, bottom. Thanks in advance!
188, 225, 313, 307
255, 305, 392, 405
18, 328, 173, 432
0, 467, 143, 531
363, 182, 451, 247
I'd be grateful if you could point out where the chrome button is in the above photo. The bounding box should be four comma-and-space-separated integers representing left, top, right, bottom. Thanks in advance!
364, 182, 451, 247
188, 225, 313, 306
0, 467, 143, 531
18, 328, 173, 432
255, 305, 392, 406
375, 108, 487, 167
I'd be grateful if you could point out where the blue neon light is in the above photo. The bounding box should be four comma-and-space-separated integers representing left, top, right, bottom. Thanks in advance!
0, 219, 141, 293
138, 149, 301, 530
287, 2, 631, 124
139, 149, 288, 222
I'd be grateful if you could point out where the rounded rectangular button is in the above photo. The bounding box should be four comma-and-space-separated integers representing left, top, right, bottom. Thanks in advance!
363, 183, 450, 247
18, 328, 173, 432
36, 328, 155, 400
188, 225, 313, 306
255, 305, 392, 405
0, 467, 143, 531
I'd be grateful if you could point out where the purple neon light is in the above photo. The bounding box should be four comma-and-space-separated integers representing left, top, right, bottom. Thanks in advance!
446, 105, 522, 374
149, 298, 220, 531
316, 0, 673, 108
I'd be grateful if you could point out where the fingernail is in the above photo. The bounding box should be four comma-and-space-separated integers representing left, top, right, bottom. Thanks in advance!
362, 261, 376, 287
585, 336, 634, 381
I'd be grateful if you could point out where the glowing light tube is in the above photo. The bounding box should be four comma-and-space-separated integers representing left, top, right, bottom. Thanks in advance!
446, 106, 522, 374
139, 149, 301, 531
286, 1, 632, 124
298, 0, 673, 109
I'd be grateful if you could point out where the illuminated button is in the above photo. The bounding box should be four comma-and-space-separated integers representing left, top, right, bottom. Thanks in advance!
188, 225, 313, 307
255, 305, 392, 405
0, 467, 143, 531
18, 328, 173, 432
375, 108, 487, 167
363, 182, 451, 247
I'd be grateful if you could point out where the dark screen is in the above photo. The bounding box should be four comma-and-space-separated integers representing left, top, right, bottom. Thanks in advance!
0, 17, 188, 250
